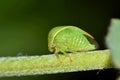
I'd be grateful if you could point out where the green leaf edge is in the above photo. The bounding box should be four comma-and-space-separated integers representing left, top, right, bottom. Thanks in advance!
0, 50, 113, 77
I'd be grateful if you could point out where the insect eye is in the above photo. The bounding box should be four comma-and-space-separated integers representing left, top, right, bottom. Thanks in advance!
50, 44, 55, 48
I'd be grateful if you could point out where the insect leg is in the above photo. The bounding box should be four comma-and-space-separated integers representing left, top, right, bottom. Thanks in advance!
60, 50, 72, 62
74, 50, 87, 54
55, 49, 62, 63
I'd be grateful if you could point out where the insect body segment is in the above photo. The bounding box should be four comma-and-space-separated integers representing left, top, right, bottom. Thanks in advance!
48, 26, 98, 63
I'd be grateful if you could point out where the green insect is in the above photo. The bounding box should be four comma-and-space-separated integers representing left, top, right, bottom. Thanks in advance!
48, 26, 98, 63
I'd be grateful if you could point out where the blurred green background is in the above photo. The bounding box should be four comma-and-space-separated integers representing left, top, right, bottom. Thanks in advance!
0, 0, 119, 80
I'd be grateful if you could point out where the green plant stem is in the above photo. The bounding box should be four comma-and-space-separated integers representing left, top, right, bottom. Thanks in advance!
0, 50, 113, 77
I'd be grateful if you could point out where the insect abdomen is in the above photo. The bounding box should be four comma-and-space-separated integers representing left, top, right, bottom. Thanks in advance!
67, 35, 95, 51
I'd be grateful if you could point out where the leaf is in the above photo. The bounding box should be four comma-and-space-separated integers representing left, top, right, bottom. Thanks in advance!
106, 19, 120, 68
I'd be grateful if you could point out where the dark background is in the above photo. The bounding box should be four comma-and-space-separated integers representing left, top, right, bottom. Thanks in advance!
0, 0, 119, 80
